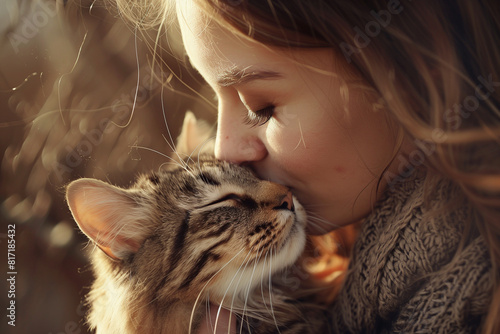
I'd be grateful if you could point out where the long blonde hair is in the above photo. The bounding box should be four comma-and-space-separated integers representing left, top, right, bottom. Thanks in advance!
114, 0, 500, 332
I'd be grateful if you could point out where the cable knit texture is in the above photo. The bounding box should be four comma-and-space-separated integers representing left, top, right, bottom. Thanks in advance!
330, 170, 493, 333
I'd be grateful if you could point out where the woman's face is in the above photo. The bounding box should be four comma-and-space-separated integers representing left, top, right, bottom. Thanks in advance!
177, 2, 401, 234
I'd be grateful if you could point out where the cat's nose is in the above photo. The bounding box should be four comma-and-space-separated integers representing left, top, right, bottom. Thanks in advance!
274, 191, 295, 212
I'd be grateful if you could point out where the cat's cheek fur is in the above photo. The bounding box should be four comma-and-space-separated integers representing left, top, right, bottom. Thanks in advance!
209, 198, 307, 303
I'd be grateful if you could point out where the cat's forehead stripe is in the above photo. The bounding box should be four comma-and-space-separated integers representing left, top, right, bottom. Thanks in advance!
197, 171, 220, 186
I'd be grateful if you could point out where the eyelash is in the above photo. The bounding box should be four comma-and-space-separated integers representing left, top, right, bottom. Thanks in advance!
204, 193, 242, 207
243, 105, 275, 127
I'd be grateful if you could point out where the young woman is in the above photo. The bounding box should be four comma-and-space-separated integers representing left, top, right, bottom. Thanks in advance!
117, 0, 500, 332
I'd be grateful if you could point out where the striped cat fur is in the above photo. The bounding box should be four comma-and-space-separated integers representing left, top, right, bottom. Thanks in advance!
65, 112, 328, 333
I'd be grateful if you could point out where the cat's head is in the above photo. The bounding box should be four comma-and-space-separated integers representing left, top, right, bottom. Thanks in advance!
65, 112, 307, 301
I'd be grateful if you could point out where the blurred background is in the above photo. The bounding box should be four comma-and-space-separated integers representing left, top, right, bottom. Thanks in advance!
0, 1, 216, 332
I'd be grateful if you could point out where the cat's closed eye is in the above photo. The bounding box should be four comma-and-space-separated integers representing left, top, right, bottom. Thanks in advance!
201, 193, 244, 208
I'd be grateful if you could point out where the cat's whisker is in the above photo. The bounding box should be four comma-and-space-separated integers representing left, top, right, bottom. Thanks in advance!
181, 154, 200, 177
189, 247, 247, 334
307, 219, 339, 232
238, 246, 266, 333
228, 247, 255, 311
307, 212, 341, 228
183, 161, 197, 179
157, 161, 188, 171
214, 302, 224, 334
256, 248, 275, 331
189, 161, 202, 176
185, 134, 216, 173
162, 134, 187, 170
301, 200, 334, 208
204, 296, 214, 334
160, 125, 177, 155
214, 248, 256, 332
302, 204, 344, 231
258, 251, 270, 312
176, 154, 198, 177
227, 308, 236, 334
268, 246, 283, 334
130, 145, 187, 170
306, 221, 335, 236
196, 135, 216, 162
305, 219, 332, 234
231, 264, 252, 332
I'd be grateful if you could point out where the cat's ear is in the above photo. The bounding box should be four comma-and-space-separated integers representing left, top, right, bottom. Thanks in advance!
66, 178, 151, 261
175, 111, 215, 159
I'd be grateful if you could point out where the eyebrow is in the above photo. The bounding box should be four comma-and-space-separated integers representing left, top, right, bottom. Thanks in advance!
216, 67, 283, 87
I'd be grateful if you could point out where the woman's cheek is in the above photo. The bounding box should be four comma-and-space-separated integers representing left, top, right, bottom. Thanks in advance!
266, 121, 301, 157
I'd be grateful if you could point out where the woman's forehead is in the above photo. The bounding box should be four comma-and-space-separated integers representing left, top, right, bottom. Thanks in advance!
178, 10, 280, 85
176, 1, 356, 88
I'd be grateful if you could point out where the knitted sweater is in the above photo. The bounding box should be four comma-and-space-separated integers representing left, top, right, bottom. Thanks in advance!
329, 170, 493, 333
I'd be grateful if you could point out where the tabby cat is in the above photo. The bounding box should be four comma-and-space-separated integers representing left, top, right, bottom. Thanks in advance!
66, 112, 327, 333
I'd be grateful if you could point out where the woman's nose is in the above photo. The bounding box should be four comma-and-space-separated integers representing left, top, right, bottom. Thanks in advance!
214, 106, 267, 164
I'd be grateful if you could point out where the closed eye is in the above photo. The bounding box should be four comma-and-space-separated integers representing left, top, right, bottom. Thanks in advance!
202, 193, 242, 208
244, 105, 275, 127
200, 193, 259, 210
